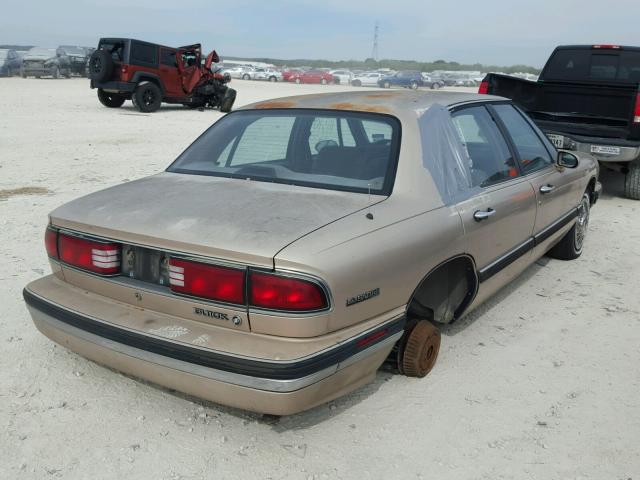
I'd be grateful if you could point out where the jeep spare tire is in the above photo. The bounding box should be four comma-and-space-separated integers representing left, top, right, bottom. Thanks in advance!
88, 49, 114, 82
132, 81, 162, 113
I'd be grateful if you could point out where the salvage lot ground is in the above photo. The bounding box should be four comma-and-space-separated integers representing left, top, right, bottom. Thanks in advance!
1, 78, 639, 479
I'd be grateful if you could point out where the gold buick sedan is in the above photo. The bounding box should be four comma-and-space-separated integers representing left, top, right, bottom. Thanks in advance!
24, 91, 601, 415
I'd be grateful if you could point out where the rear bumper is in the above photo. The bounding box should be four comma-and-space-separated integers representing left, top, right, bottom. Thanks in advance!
90, 80, 136, 93
23, 284, 403, 415
550, 132, 640, 163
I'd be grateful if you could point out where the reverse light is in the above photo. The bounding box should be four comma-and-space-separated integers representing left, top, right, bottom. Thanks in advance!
634, 93, 640, 124
478, 81, 489, 94
58, 233, 121, 275
169, 258, 245, 304
249, 271, 327, 311
45, 227, 58, 259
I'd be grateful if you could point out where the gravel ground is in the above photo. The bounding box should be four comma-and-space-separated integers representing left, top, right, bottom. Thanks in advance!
1, 78, 639, 480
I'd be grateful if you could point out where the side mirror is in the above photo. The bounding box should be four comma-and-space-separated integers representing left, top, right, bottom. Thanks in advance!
557, 151, 579, 168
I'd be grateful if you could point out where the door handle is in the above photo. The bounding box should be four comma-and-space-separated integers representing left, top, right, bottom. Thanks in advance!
473, 208, 496, 221
540, 184, 556, 194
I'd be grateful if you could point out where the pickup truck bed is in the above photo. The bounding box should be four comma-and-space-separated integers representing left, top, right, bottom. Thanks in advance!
480, 45, 640, 199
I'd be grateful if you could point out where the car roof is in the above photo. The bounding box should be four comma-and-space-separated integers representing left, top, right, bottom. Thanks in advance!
241, 91, 506, 117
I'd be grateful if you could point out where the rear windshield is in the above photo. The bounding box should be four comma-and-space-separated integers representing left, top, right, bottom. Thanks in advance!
167, 109, 401, 195
544, 48, 640, 83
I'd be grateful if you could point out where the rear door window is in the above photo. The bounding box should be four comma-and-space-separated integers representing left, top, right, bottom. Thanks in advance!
451, 106, 518, 188
160, 49, 176, 67
130, 42, 157, 67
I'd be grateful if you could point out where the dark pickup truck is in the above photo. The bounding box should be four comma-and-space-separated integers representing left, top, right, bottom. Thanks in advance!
479, 45, 640, 199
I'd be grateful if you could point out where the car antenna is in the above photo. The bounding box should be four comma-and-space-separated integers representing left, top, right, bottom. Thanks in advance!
366, 183, 374, 220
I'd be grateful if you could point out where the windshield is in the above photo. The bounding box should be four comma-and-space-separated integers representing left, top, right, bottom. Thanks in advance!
27, 48, 55, 56
168, 109, 401, 195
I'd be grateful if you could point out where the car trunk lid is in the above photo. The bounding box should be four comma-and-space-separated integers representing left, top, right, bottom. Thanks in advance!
50, 172, 374, 268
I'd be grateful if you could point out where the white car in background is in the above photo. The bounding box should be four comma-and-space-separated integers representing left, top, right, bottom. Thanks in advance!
251, 68, 283, 82
222, 66, 253, 79
329, 70, 353, 85
350, 72, 384, 87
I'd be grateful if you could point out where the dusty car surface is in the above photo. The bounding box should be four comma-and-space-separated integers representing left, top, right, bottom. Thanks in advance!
23, 91, 601, 415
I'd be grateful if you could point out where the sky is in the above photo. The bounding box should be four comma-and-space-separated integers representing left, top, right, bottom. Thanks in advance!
1, 0, 639, 68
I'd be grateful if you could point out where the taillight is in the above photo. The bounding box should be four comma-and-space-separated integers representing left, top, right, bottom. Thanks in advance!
593, 44, 621, 49
169, 258, 245, 304
249, 271, 327, 311
634, 93, 640, 124
478, 80, 489, 94
58, 233, 121, 275
45, 227, 58, 259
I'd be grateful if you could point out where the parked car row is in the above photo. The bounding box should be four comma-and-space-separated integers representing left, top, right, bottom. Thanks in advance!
0, 45, 94, 78
211, 63, 491, 90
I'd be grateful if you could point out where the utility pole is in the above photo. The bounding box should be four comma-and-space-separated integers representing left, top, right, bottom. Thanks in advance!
371, 21, 379, 61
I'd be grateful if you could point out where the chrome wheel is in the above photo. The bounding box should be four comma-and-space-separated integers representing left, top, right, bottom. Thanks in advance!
574, 195, 590, 251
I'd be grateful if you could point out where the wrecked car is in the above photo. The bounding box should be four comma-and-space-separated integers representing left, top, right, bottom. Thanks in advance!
87, 38, 236, 113
24, 91, 600, 415
0, 49, 22, 76
58, 45, 92, 76
21, 47, 72, 78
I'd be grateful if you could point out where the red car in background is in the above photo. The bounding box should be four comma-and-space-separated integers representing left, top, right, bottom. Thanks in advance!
282, 69, 302, 82
289, 70, 335, 85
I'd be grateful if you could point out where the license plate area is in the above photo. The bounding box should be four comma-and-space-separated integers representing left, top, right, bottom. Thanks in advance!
121, 244, 171, 286
547, 134, 564, 149
590, 145, 621, 155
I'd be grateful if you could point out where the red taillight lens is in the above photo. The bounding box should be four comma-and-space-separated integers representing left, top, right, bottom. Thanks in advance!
478, 80, 489, 94
58, 233, 121, 275
634, 93, 640, 124
249, 272, 327, 311
45, 228, 58, 259
169, 258, 245, 304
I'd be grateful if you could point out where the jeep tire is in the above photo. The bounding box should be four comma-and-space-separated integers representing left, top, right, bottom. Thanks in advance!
52, 67, 60, 79
88, 49, 114, 83
624, 161, 640, 200
132, 81, 162, 113
97, 89, 126, 108
220, 88, 236, 113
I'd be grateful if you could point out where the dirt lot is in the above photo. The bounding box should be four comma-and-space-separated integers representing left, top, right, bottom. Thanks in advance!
1, 78, 639, 479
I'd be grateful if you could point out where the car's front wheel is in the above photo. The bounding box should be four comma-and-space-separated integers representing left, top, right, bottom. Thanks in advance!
132, 81, 162, 113
399, 320, 441, 377
321, 78, 327, 85
268, 76, 277, 82
97, 89, 126, 108
242, 74, 250, 80
351, 79, 362, 86
548, 192, 590, 260
410, 81, 419, 90
383, 81, 390, 88
52, 67, 60, 79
